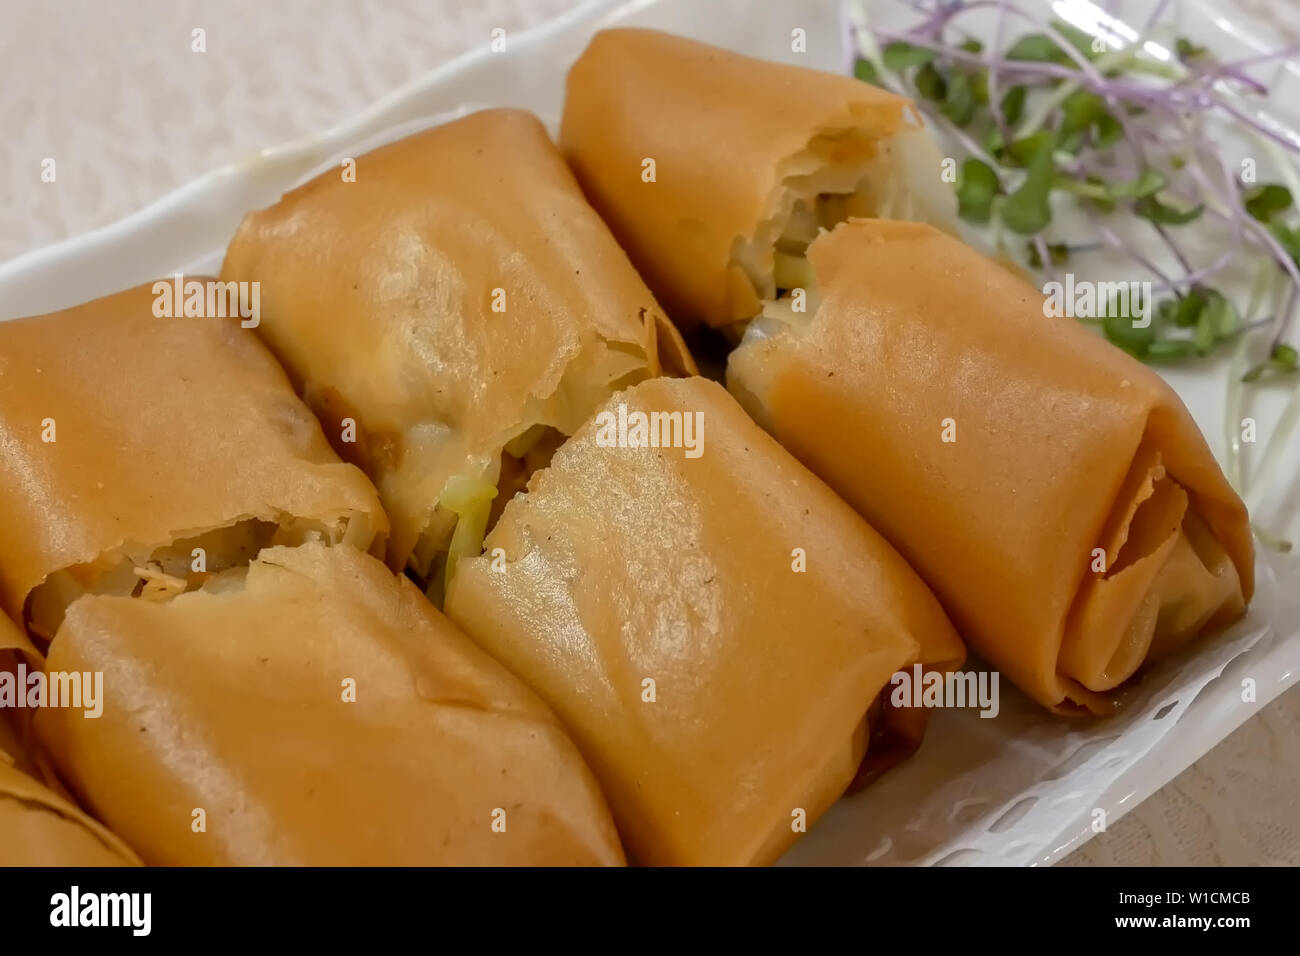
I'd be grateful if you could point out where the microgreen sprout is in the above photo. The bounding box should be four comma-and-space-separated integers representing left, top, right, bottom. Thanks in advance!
846, 0, 1300, 547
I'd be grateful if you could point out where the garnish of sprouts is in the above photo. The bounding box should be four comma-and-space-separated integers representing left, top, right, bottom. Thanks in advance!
845, 0, 1300, 551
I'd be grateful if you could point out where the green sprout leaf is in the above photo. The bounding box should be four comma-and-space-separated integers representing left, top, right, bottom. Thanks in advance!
1058, 129, 1087, 155
1060, 90, 1109, 136
1146, 339, 1198, 362
1193, 308, 1218, 354
1175, 37, 1210, 64
982, 126, 1004, 156
882, 41, 936, 71
1243, 183, 1293, 223
1135, 194, 1205, 225
1027, 241, 1070, 268
1005, 33, 1062, 63
1005, 23, 1102, 66
1057, 171, 1164, 202
940, 69, 976, 126
1052, 21, 1105, 61
1000, 136, 1056, 234
1109, 169, 1168, 199
1102, 296, 1158, 356
914, 61, 947, 101
1269, 222, 1300, 263
1243, 343, 1300, 382
1085, 194, 1118, 215
1202, 290, 1241, 339
1151, 288, 1238, 358
1163, 287, 1209, 328
1000, 85, 1028, 126
853, 58, 882, 86
1095, 113, 1124, 148
1002, 130, 1056, 167
957, 158, 1000, 223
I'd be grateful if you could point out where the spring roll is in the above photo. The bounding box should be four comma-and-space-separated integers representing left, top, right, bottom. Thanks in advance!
1, 612, 138, 866
728, 220, 1254, 713
1, 601, 43, 763
0, 758, 139, 866
445, 376, 962, 865
0, 283, 387, 642
560, 28, 957, 332
221, 108, 696, 595
33, 542, 624, 866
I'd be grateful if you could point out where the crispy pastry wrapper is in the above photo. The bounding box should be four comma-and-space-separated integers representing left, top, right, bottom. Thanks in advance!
33, 542, 624, 866
0, 283, 387, 639
0, 759, 139, 866
445, 376, 962, 865
728, 220, 1254, 714
1, 612, 138, 866
222, 108, 696, 576
560, 28, 957, 330
1, 605, 43, 768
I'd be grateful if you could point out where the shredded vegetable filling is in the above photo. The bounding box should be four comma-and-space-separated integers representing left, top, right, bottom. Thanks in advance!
25, 513, 375, 642
723, 120, 956, 344
417, 424, 568, 606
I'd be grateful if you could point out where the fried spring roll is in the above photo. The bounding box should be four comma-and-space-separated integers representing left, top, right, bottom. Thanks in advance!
560, 28, 957, 332
221, 109, 696, 594
0, 758, 139, 866
1, 613, 138, 866
728, 220, 1254, 713
0, 284, 387, 641
1, 604, 43, 764
33, 542, 624, 866
445, 376, 962, 865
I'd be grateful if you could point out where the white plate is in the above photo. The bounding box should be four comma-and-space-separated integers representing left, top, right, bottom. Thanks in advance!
1, 0, 1296, 866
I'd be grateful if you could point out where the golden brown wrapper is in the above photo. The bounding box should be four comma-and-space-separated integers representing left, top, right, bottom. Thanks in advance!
33, 542, 625, 866
728, 220, 1254, 714
0, 283, 388, 637
1, 607, 41, 671
560, 28, 955, 330
1, 612, 138, 866
222, 108, 696, 574
0, 759, 140, 866
1, 604, 43, 774
445, 376, 962, 865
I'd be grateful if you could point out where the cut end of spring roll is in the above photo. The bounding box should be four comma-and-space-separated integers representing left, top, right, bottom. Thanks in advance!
560, 28, 958, 332
728, 219, 1253, 714
446, 375, 962, 865
0, 283, 388, 643
33, 542, 624, 866
221, 108, 696, 592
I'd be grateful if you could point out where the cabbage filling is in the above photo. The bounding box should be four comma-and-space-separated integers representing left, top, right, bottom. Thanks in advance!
415, 424, 569, 606
25, 513, 375, 642
408, 316, 693, 605
723, 119, 956, 343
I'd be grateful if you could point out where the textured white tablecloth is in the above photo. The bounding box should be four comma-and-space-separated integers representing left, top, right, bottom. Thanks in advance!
3, 0, 1297, 866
